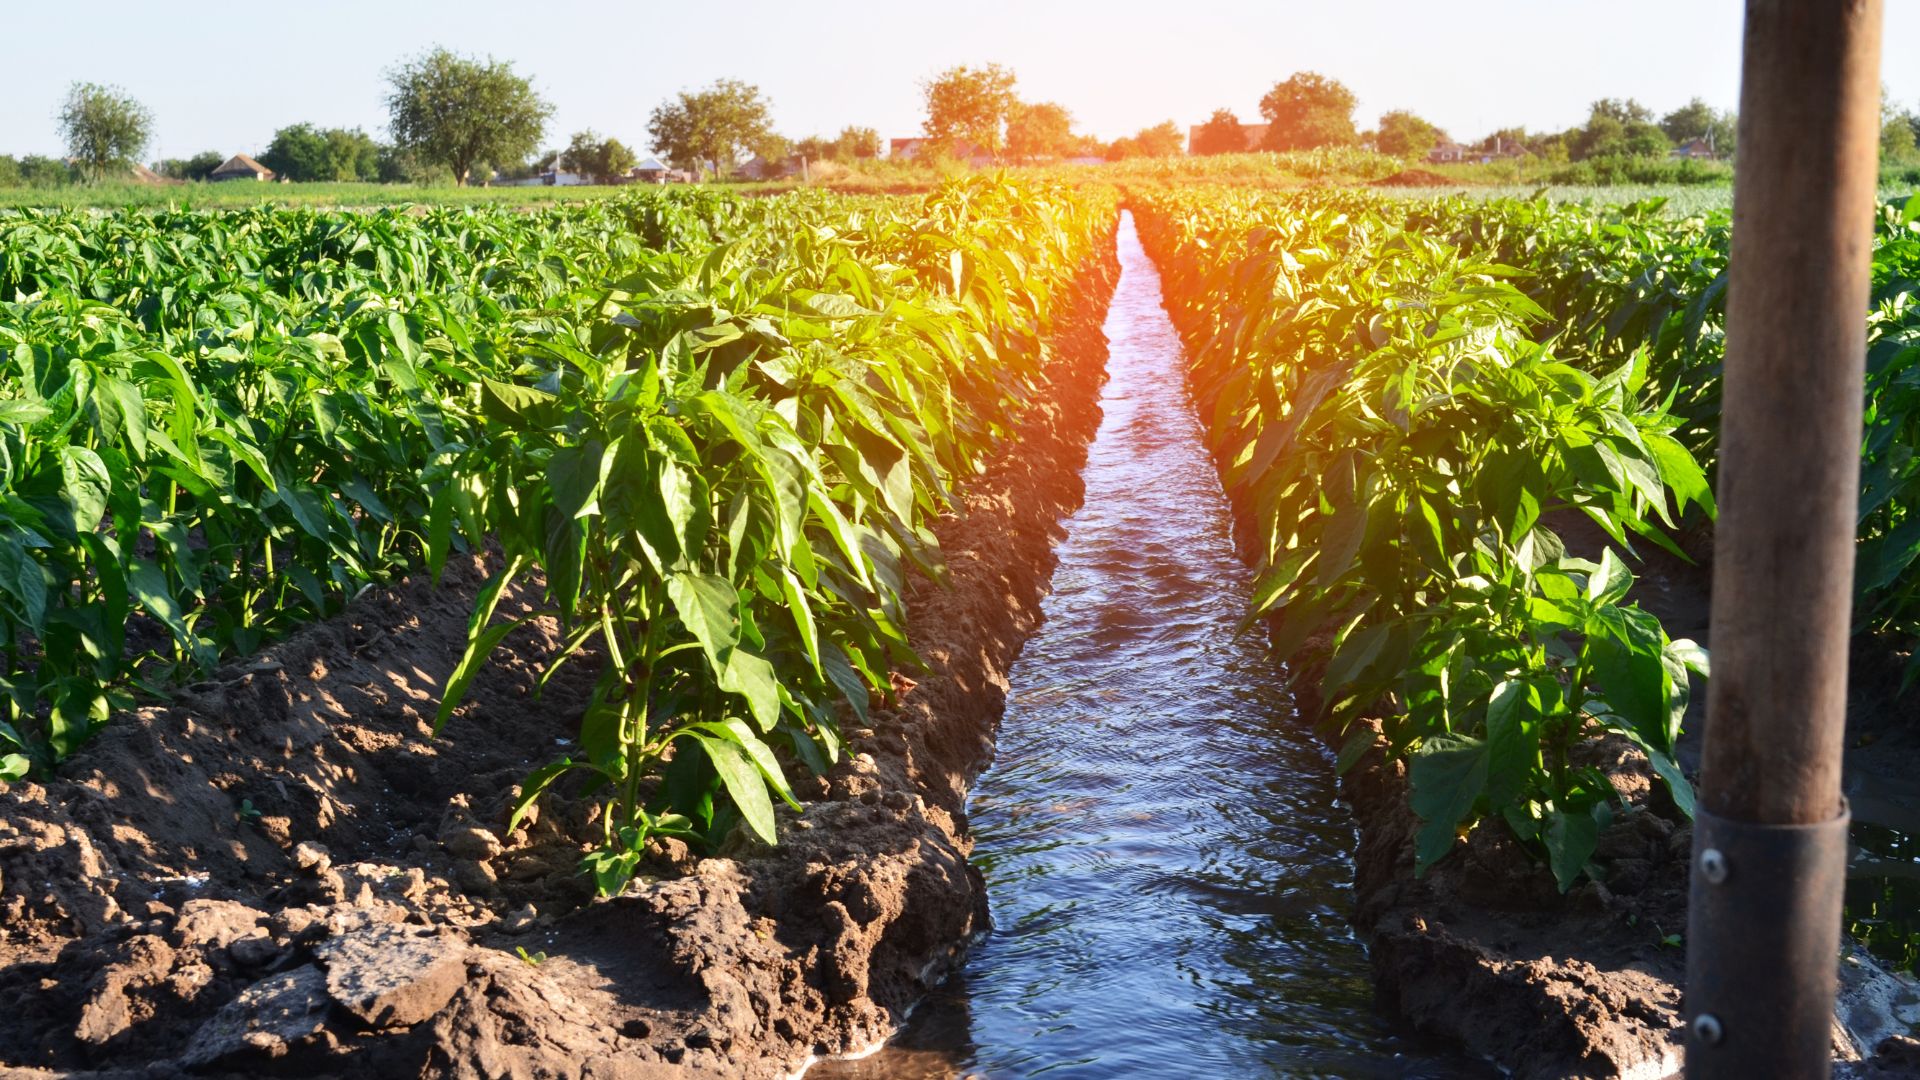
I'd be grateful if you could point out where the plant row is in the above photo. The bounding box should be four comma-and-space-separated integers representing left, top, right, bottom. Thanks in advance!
0, 178, 1115, 893
1133, 189, 1712, 889
1136, 186, 1920, 887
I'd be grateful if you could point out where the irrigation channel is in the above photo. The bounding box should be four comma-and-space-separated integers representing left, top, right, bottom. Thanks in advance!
814, 214, 1483, 1079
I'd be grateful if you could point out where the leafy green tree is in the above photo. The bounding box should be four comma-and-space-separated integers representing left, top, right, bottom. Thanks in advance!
17, 155, 75, 187
1375, 109, 1446, 157
834, 126, 880, 160
1659, 98, 1735, 156
1005, 101, 1074, 163
647, 79, 780, 177
326, 128, 381, 181
1191, 108, 1249, 155
386, 48, 551, 186
259, 124, 329, 181
57, 82, 153, 182
1106, 121, 1184, 160
1589, 98, 1655, 126
0, 156, 19, 188
375, 143, 448, 185
1258, 72, 1358, 151
155, 150, 224, 181
1571, 100, 1671, 160
792, 135, 835, 165
260, 124, 380, 182
921, 63, 1018, 159
560, 130, 637, 182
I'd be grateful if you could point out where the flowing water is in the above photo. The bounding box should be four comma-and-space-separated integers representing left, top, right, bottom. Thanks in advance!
812, 214, 1481, 1079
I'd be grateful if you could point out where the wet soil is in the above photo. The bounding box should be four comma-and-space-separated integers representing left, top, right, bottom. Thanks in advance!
0, 236, 1120, 1079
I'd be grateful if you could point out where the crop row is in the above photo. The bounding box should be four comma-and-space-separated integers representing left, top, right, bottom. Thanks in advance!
0, 178, 1114, 892
1135, 187, 1920, 887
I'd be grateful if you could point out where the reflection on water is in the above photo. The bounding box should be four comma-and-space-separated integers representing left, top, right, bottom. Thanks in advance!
812, 213, 1481, 1079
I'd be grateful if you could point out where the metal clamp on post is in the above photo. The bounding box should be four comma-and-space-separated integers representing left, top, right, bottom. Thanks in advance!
1685, 799, 1851, 1077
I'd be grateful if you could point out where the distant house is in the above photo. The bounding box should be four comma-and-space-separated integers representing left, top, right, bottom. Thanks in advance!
128, 162, 179, 186
1427, 140, 1471, 164
629, 158, 672, 183
209, 153, 274, 182
1185, 122, 1270, 154
738, 155, 799, 181
1671, 137, 1719, 160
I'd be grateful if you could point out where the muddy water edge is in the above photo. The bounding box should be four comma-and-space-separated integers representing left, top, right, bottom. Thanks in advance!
811, 214, 1481, 1079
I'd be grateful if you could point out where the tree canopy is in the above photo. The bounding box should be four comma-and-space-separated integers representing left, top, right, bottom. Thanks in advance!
260, 124, 380, 182
922, 64, 1018, 158
1106, 121, 1184, 161
386, 48, 551, 186
1191, 109, 1248, 156
835, 126, 881, 160
648, 79, 781, 176
561, 130, 636, 182
1258, 72, 1358, 151
1375, 110, 1446, 158
57, 82, 153, 183
1659, 97, 1735, 154
1006, 101, 1074, 163
155, 151, 224, 182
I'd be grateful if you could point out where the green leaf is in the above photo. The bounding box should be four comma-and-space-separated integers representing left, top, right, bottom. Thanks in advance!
686, 732, 777, 845
508, 759, 579, 834
434, 556, 526, 733
719, 649, 781, 732
1484, 680, 1540, 808
1409, 735, 1488, 874
1545, 804, 1602, 892
665, 572, 740, 670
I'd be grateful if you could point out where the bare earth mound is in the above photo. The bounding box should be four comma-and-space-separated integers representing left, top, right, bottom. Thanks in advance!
0, 238, 1120, 1079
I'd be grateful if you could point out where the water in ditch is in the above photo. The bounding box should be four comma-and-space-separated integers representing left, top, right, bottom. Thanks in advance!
811, 213, 1482, 1079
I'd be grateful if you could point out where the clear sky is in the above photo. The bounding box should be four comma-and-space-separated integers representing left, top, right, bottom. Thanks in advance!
3, 0, 1916, 161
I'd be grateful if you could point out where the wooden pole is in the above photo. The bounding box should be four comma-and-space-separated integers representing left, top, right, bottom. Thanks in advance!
1688, 0, 1882, 1075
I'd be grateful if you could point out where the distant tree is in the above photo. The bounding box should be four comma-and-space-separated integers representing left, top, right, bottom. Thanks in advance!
1886, 107, 1920, 165
259, 124, 329, 181
1570, 100, 1671, 161
1589, 98, 1656, 126
1375, 110, 1446, 157
1660, 97, 1736, 156
386, 47, 551, 186
1006, 101, 1074, 163
922, 63, 1018, 159
17, 155, 75, 187
0, 156, 19, 188
835, 126, 881, 160
260, 124, 379, 182
1475, 126, 1531, 154
559, 130, 636, 182
327, 128, 381, 181
57, 82, 153, 182
375, 143, 448, 185
1105, 121, 1184, 160
1883, 89, 1920, 166
648, 78, 779, 177
155, 150, 224, 181
1191, 109, 1248, 155
1258, 72, 1358, 151
1134, 120, 1184, 157
792, 135, 836, 165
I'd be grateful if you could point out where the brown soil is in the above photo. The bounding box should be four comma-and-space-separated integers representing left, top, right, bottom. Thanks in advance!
0, 237, 1120, 1079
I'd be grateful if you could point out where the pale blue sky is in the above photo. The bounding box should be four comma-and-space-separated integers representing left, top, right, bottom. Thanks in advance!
3, 1, 1915, 161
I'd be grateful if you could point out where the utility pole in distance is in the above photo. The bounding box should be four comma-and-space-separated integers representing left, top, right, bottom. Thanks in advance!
1686, 1, 1883, 1077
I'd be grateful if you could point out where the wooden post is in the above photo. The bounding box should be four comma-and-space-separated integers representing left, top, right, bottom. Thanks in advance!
1687, 0, 1883, 1075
